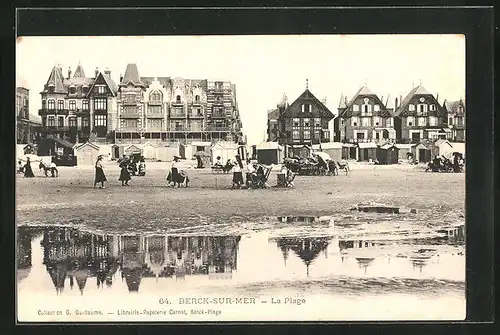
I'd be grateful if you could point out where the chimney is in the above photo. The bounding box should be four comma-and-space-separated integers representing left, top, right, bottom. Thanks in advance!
104, 67, 111, 78
68, 66, 72, 79
436, 93, 439, 104
120, 73, 123, 82
95, 67, 99, 77
395, 98, 399, 108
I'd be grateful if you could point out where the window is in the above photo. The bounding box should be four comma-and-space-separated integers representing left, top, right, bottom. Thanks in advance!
125, 93, 136, 103
407, 116, 415, 126
302, 104, 311, 113
314, 118, 321, 128
70, 87, 76, 94
292, 130, 300, 140
373, 116, 381, 126
353, 105, 359, 112
48, 99, 55, 110
448, 117, 453, 125
356, 132, 365, 140
430, 104, 436, 111
94, 98, 107, 110
361, 104, 372, 116
361, 117, 371, 127
303, 130, 311, 140
69, 117, 77, 128
409, 104, 415, 111
293, 118, 300, 128
58, 116, 64, 128
69, 100, 76, 110
97, 85, 106, 94
456, 116, 464, 126
417, 104, 428, 116
314, 130, 320, 139
417, 117, 426, 126
374, 104, 380, 112
82, 100, 89, 110
147, 119, 163, 129
197, 108, 202, 116
429, 116, 438, 126
176, 95, 181, 103
124, 119, 138, 129
83, 86, 89, 95
150, 91, 163, 103
195, 95, 200, 102
323, 131, 330, 141
58, 100, 64, 110
340, 119, 345, 126
94, 114, 107, 127
303, 118, 310, 127
386, 117, 393, 127
23, 98, 27, 106
149, 105, 162, 115
48, 116, 55, 127
42, 116, 47, 127
82, 117, 90, 127
351, 117, 359, 127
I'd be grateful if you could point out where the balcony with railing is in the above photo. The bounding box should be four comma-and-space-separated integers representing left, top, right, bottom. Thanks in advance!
121, 109, 141, 118
206, 126, 231, 132
188, 111, 204, 118
75, 108, 90, 116
170, 110, 187, 118
39, 109, 69, 116
146, 111, 164, 118
211, 111, 227, 118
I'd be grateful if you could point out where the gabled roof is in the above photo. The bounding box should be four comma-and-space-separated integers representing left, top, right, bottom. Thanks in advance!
434, 139, 452, 147
394, 85, 443, 117
444, 99, 465, 115
280, 89, 334, 119
120, 63, 144, 87
86, 71, 118, 97
267, 109, 280, 119
74, 142, 100, 151
339, 85, 391, 118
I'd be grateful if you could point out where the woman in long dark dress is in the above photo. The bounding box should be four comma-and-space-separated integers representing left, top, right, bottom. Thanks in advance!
23, 157, 35, 178
118, 156, 131, 186
94, 155, 107, 189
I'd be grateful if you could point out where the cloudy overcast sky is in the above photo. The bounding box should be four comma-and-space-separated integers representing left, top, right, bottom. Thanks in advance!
16, 35, 465, 145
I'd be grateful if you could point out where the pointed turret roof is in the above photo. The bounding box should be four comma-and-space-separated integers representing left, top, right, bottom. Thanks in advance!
385, 94, 394, 109
120, 63, 144, 87
45, 65, 66, 93
73, 62, 86, 78
338, 93, 346, 108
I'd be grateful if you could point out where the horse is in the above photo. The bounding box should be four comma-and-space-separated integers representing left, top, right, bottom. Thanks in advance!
334, 160, 350, 176
39, 161, 58, 177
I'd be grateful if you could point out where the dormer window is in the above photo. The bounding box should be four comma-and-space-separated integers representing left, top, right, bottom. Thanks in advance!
48, 99, 55, 110
374, 104, 380, 112
429, 104, 436, 111
176, 95, 181, 103
361, 103, 372, 116
82, 86, 89, 94
353, 105, 359, 112
302, 104, 311, 113
195, 95, 200, 102
69, 86, 76, 94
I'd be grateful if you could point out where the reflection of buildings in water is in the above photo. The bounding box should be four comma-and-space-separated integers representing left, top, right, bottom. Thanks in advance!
17, 228, 33, 283
409, 256, 430, 273
38, 227, 242, 294
339, 240, 381, 251
276, 237, 332, 276
121, 236, 146, 292
355, 258, 375, 274
40, 227, 121, 295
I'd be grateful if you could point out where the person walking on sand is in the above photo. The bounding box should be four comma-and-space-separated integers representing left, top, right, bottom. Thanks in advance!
94, 155, 107, 189
118, 155, 131, 186
232, 155, 244, 189
167, 155, 181, 187
23, 156, 35, 178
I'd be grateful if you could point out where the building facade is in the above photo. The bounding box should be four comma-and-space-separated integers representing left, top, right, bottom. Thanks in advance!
16, 87, 41, 144
115, 63, 244, 145
334, 86, 396, 143
266, 87, 334, 147
444, 98, 465, 142
393, 85, 450, 143
38, 64, 118, 144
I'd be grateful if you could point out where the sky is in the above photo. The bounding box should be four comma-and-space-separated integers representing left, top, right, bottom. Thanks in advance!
16, 35, 465, 145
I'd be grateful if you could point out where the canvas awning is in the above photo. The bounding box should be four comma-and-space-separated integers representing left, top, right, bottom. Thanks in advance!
380, 143, 398, 150
342, 143, 357, 148
442, 128, 452, 133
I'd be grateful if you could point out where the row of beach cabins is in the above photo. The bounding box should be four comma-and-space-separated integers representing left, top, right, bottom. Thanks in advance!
17, 137, 465, 168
